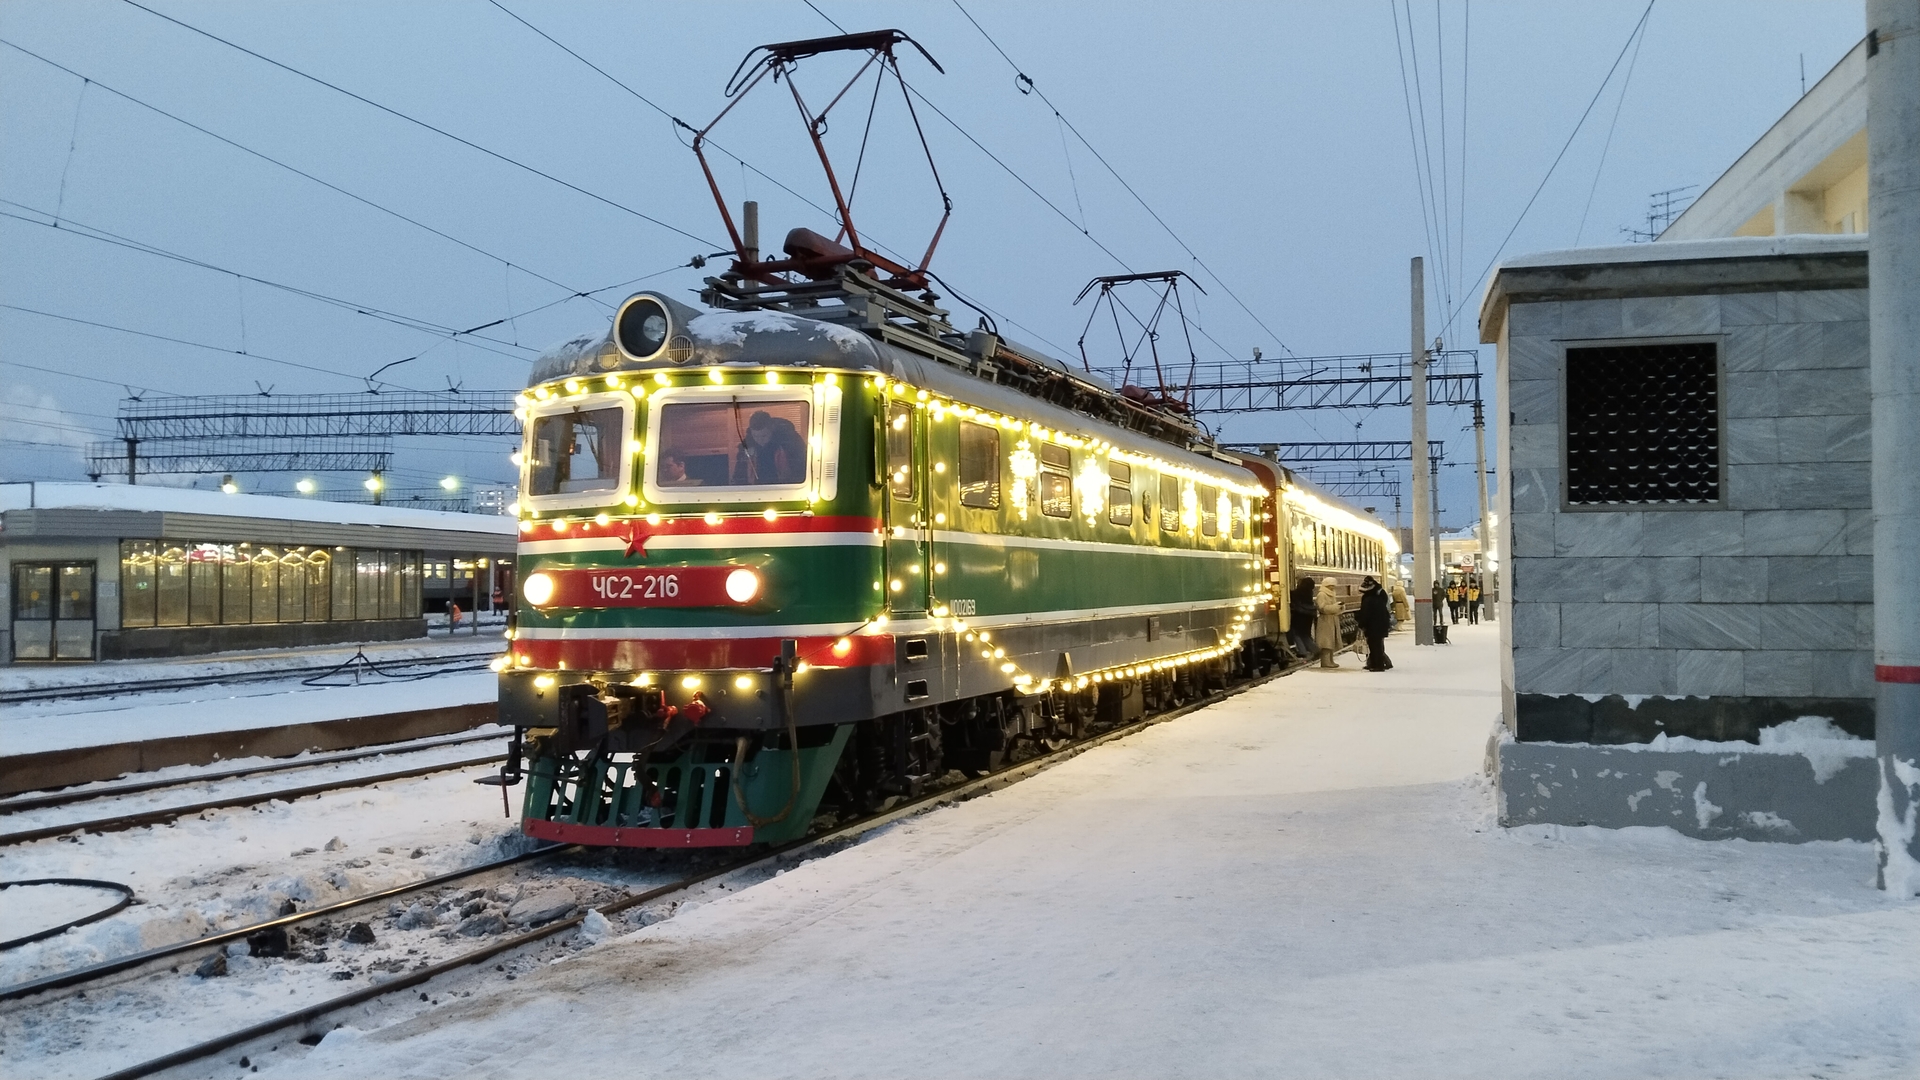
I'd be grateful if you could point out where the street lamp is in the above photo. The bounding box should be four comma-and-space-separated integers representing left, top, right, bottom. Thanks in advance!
439, 476, 460, 491
220, 475, 238, 495
295, 478, 316, 494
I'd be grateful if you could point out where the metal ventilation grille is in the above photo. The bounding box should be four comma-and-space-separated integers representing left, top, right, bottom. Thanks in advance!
1564, 342, 1720, 505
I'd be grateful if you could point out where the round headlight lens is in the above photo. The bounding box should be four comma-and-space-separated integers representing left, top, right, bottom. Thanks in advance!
724, 568, 760, 604
615, 296, 671, 360
521, 572, 555, 607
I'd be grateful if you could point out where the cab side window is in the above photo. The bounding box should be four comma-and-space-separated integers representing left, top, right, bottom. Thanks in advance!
1107, 461, 1133, 526
885, 402, 915, 500
1039, 444, 1071, 518
958, 421, 1000, 509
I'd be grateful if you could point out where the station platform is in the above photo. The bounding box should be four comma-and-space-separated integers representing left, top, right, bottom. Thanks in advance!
0, 636, 502, 795
296, 622, 1917, 1078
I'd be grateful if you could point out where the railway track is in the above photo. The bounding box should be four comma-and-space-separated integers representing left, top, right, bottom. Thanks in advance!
0, 651, 498, 706
11, 664, 1291, 1080
0, 736, 509, 847
0, 729, 506, 814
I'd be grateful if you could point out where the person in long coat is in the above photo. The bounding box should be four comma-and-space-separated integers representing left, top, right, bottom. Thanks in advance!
1390, 578, 1411, 627
1313, 576, 1343, 669
1359, 576, 1393, 671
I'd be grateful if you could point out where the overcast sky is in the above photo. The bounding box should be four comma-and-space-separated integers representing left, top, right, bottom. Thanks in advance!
0, 1, 1863, 525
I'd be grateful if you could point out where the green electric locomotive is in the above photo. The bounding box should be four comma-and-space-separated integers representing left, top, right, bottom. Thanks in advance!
498, 277, 1281, 847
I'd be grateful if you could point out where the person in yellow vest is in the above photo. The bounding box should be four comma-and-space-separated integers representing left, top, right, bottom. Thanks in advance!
1467, 578, 1482, 624
1445, 580, 1461, 623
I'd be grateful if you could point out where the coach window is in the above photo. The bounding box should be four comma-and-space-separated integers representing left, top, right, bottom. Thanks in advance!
1230, 497, 1248, 540
958, 420, 999, 508
1039, 443, 1072, 518
1107, 460, 1133, 526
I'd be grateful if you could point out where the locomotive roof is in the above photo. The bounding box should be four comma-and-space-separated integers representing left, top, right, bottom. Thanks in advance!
530, 305, 1257, 487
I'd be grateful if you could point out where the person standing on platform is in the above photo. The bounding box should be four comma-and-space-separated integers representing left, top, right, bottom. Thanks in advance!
1390, 578, 1410, 630
1467, 577, 1482, 625
1446, 579, 1462, 622
1290, 577, 1317, 659
1314, 577, 1343, 669
1359, 576, 1392, 671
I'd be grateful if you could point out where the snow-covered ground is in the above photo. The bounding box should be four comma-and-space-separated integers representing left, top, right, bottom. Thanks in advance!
235, 622, 1914, 1080
0, 759, 526, 989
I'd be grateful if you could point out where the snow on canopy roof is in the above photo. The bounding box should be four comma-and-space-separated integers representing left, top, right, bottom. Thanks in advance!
0, 482, 517, 536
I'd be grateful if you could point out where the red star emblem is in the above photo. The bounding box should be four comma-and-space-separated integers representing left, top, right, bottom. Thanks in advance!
622, 522, 650, 560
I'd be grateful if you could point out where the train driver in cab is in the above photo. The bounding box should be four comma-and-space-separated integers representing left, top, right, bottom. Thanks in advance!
734, 410, 807, 485
657, 450, 702, 487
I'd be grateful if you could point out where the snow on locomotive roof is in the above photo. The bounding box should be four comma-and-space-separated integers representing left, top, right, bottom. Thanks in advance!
525, 292, 1238, 486
0, 482, 517, 536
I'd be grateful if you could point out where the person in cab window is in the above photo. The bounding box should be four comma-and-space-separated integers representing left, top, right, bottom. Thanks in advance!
734, 411, 807, 485
658, 450, 702, 487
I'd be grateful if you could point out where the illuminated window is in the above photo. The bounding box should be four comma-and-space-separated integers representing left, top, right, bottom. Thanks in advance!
652, 398, 811, 491
1107, 460, 1133, 526
1039, 443, 1071, 518
1159, 474, 1180, 532
958, 421, 1000, 508
1199, 485, 1219, 537
886, 402, 915, 500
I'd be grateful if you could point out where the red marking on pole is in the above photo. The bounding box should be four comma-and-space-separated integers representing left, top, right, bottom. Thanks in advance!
1876, 665, 1920, 684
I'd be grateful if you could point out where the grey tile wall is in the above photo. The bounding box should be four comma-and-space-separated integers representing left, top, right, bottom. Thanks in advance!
1499, 287, 1872, 711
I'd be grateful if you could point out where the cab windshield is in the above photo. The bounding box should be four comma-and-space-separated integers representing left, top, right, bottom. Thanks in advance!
527, 406, 624, 496
652, 398, 811, 493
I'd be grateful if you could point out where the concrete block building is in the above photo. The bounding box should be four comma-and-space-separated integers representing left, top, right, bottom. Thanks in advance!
1478, 39, 1889, 841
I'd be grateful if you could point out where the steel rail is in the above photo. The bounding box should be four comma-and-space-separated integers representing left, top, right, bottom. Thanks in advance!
0, 755, 505, 847
0, 846, 567, 1003
0, 730, 507, 814
87, 664, 1292, 1080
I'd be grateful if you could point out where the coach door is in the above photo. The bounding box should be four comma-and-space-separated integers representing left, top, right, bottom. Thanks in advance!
882, 400, 930, 614
11, 561, 96, 661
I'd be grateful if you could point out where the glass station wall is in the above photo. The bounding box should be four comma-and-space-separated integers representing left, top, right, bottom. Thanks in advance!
118, 542, 421, 629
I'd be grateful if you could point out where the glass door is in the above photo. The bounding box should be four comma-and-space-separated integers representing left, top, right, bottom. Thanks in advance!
11, 561, 95, 661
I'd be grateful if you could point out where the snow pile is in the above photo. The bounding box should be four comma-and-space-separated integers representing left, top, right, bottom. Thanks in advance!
1879, 756, 1920, 898
1615, 715, 1880, 784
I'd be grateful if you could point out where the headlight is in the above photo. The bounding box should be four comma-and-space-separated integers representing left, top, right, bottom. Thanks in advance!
724, 568, 760, 604
522, 572, 555, 606
615, 295, 670, 360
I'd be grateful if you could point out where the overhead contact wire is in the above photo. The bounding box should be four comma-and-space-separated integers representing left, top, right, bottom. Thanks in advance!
118, 0, 723, 250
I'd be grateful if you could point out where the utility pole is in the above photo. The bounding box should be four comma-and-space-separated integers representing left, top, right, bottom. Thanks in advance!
1868, 0, 1920, 895
1473, 397, 1492, 619
124, 438, 137, 485
1411, 257, 1433, 645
